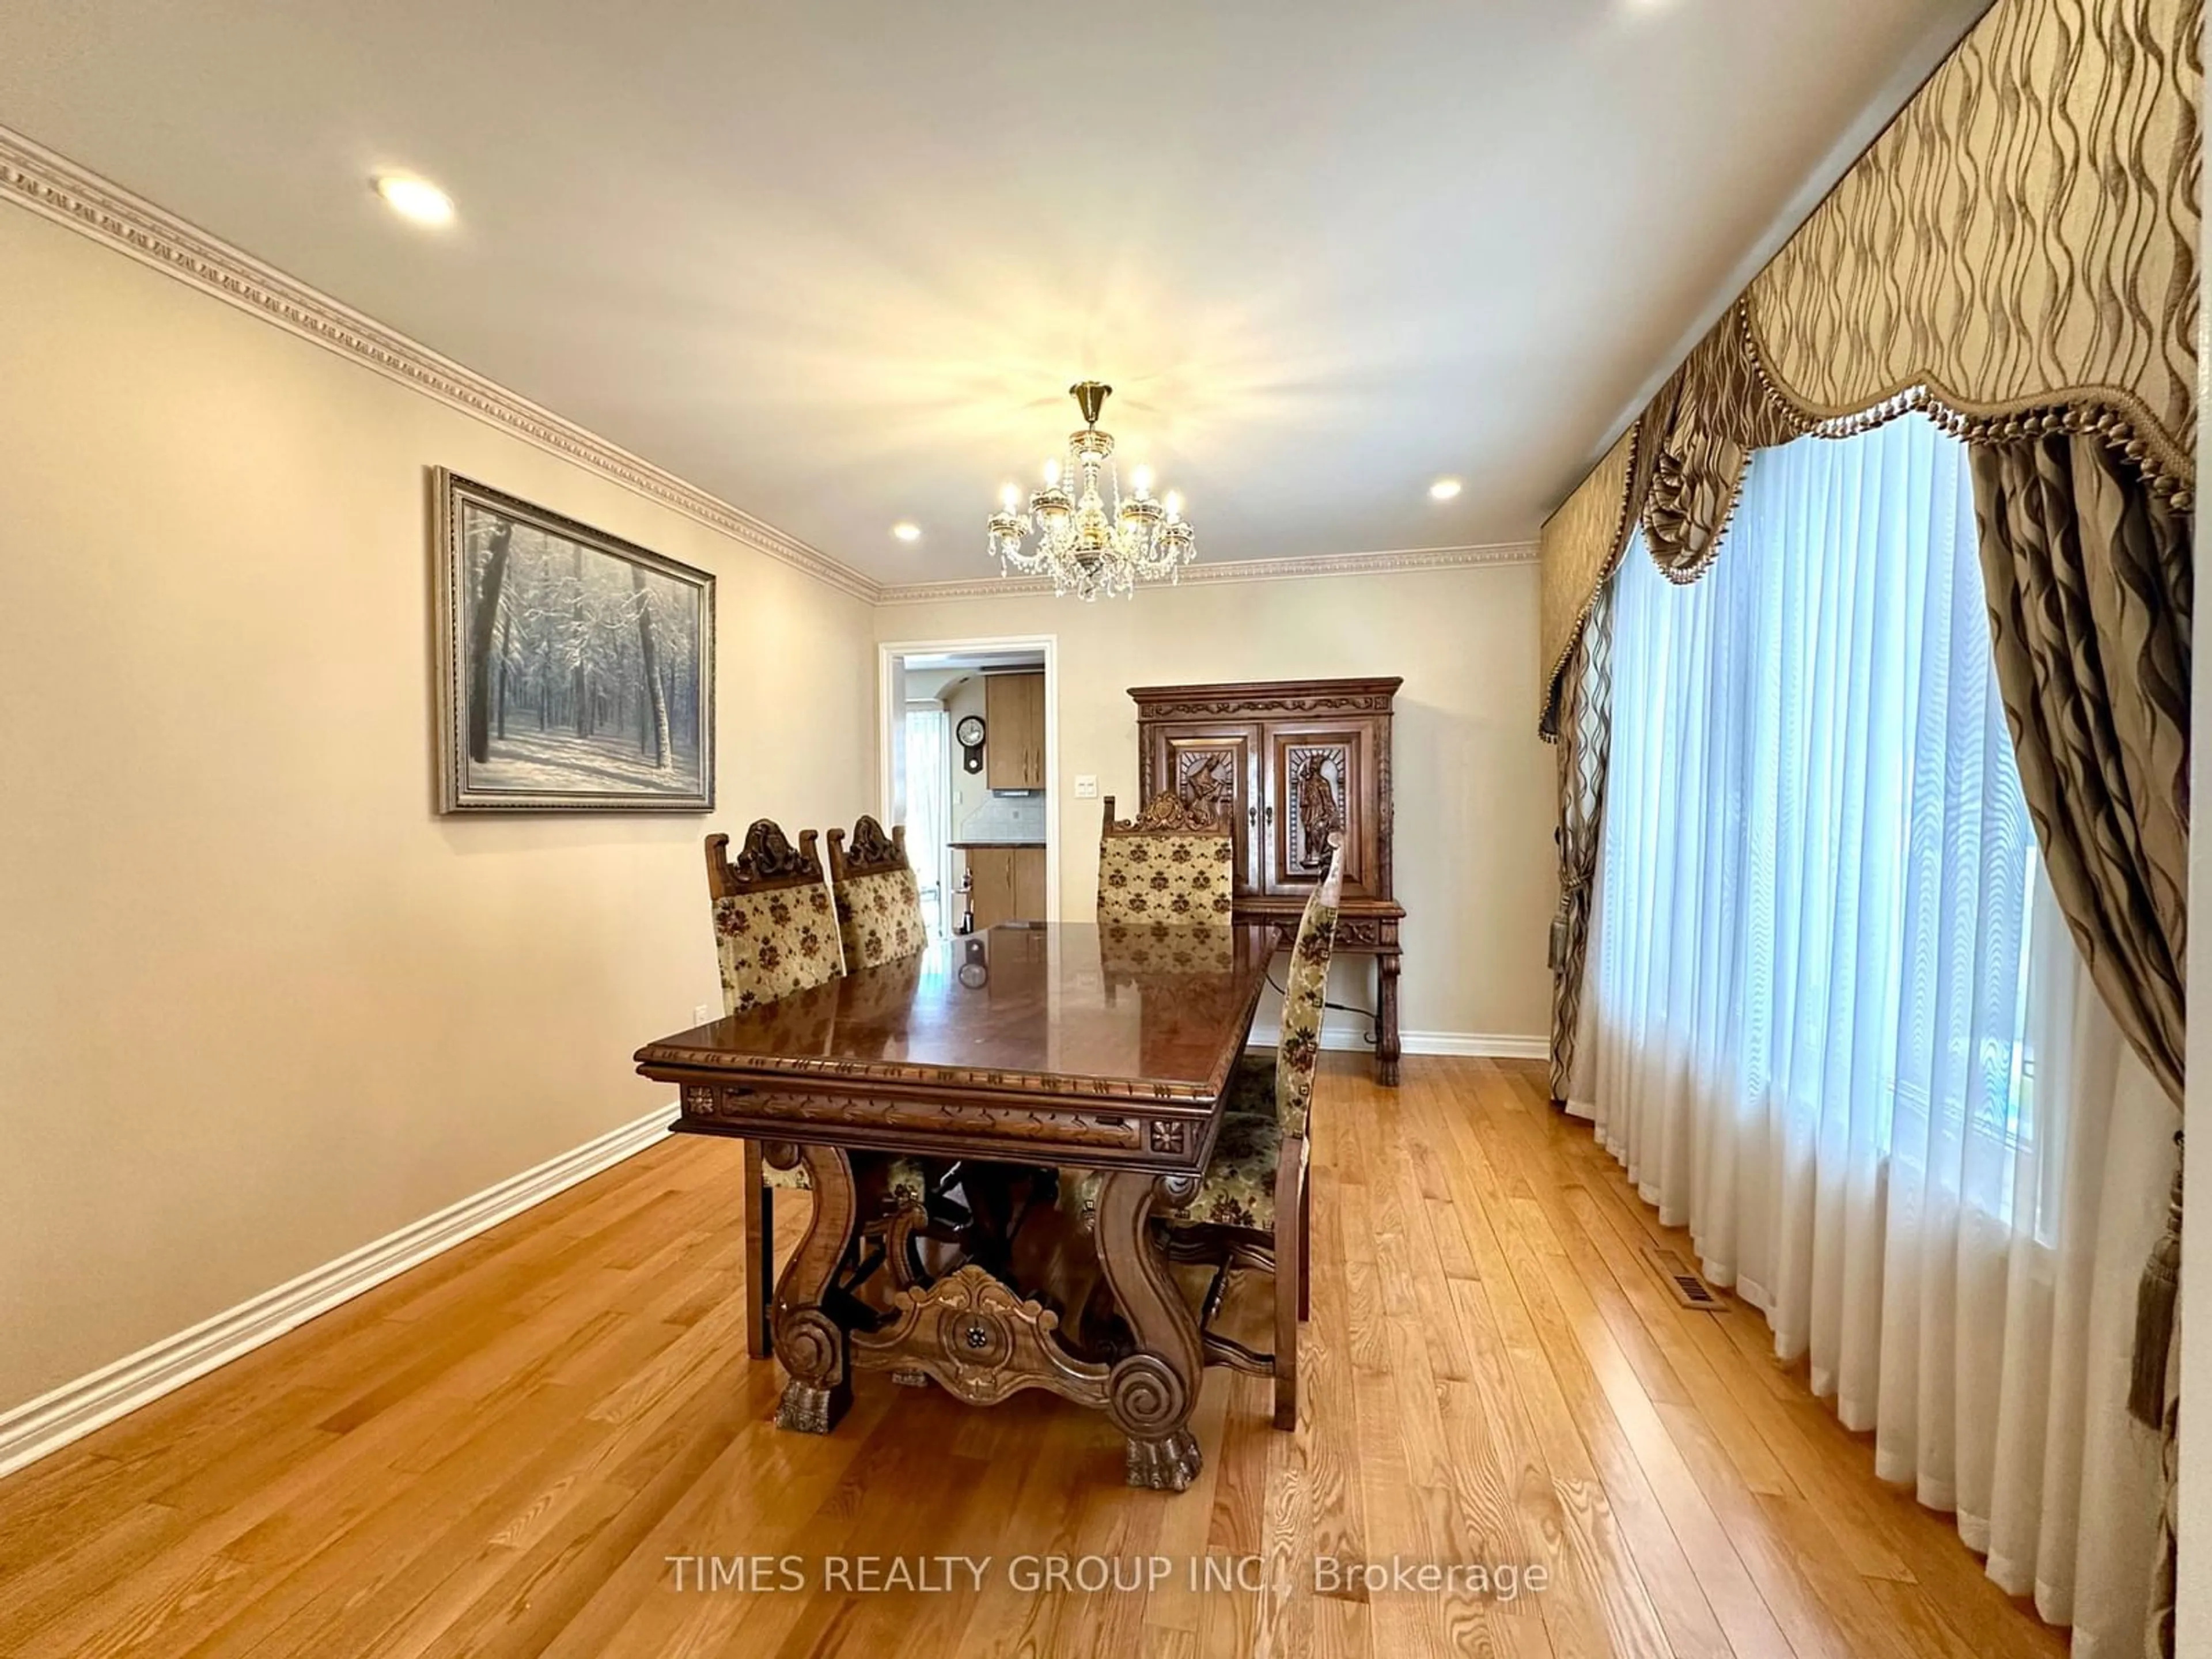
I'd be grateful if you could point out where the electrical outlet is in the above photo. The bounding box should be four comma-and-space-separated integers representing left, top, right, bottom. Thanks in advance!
693, 1003, 716, 1027
1073, 774, 1099, 799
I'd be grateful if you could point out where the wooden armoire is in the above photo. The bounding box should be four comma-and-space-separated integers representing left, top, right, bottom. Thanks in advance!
1130, 676, 1404, 1084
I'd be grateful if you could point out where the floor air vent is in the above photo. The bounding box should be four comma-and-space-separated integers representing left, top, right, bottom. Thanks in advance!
1645, 1245, 1725, 1310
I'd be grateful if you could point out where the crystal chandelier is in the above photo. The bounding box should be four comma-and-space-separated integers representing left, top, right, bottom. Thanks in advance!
986, 381, 1195, 600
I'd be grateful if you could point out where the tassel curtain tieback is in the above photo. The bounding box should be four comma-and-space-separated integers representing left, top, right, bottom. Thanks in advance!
2130, 1139, 2183, 1427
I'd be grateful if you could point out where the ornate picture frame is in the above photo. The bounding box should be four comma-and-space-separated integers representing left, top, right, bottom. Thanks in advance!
433, 470, 715, 812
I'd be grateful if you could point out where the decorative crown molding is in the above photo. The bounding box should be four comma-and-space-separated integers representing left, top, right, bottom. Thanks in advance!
0, 124, 881, 603
874, 540, 1540, 605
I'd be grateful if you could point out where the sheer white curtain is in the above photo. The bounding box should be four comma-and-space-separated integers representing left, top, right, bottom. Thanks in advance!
1570, 416, 2174, 1653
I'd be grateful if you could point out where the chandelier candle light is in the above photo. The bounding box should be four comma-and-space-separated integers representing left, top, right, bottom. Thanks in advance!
987, 381, 1196, 599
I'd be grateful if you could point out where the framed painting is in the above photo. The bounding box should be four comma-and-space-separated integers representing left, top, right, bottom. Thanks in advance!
433, 471, 715, 812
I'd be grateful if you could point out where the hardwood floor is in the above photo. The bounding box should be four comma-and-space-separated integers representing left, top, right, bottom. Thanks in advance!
0, 1057, 2066, 1658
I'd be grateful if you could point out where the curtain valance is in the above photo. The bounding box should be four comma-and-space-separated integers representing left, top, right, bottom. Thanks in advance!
1536, 422, 1647, 731
1539, 0, 2202, 737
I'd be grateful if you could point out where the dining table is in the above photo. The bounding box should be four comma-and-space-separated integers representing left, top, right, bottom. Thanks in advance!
633, 919, 1277, 1490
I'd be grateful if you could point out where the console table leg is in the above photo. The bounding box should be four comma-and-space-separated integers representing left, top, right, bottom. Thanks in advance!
1377, 950, 1403, 1087
769, 1142, 857, 1434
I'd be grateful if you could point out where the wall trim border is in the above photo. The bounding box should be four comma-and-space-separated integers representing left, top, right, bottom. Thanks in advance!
0, 124, 878, 603
0, 1104, 674, 1480
875, 541, 1541, 605
1286, 1020, 1548, 1061
1396, 1031, 1548, 1061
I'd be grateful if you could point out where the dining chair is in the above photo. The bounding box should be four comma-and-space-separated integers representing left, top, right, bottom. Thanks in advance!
1065, 836, 1343, 1429
1173, 835, 1343, 1429
1095, 794, 1236, 925
706, 820, 923, 1358
826, 815, 929, 969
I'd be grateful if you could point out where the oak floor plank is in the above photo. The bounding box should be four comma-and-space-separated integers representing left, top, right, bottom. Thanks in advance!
1143, 1373, 1237, 1642
1253, 1391, 1312, 1659
1301, 1157, 1369, 1585
410, 1347, 777, 1659
1487, 1154, 1791, 1658
1312, 1592, 1374, 1659
1430, 1086, 1701, 1654
1514, 1192, 1797, 1659
1552, 1185, 1797, 1500
0, 1059, 2071, 1658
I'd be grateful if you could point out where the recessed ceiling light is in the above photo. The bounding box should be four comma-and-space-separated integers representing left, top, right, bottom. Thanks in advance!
1429, 478, 1463, 501
892, 522, 922, 542
374, 175, 454, 226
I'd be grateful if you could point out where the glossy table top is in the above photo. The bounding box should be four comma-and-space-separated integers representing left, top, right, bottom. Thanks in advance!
635, 922, 1277, 1105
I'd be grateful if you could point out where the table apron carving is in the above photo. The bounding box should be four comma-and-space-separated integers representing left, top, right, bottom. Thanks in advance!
676, 1082, 1218, 1169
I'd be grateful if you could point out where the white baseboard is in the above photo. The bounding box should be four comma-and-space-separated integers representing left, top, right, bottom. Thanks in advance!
1264, 1017, 1547, 1061
0, 1103, 675, 1480
1396, 1031, 1548, 1060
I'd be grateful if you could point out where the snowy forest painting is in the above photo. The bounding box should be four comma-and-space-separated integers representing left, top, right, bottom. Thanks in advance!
434, 473, 714, 812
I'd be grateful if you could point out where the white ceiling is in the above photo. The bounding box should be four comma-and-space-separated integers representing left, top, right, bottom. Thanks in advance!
0, 1, 1987, 586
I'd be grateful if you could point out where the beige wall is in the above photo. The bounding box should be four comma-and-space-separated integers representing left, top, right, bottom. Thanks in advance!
943, 674, 990, 830
874, 563, 1556, 1044
0, 207, 875, 1411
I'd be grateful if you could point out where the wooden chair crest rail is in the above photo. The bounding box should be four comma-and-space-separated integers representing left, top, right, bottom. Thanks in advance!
827, 815, 928, 972
1095, 793, 1236, 927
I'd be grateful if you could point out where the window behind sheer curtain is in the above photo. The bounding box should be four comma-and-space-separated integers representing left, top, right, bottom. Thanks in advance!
1592, 414, 2039, 1280
903, 707, 951, 938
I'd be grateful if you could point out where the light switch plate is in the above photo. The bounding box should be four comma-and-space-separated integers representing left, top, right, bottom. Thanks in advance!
1073, 774, 1099, 798
694, 1003, 717, 1027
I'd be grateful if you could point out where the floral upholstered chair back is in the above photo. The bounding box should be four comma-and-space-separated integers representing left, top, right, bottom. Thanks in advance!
704, 820, 846, 1014
1274, 836, 1345, 1139
827, 816, 928, 971
1096, 794, 1236, 926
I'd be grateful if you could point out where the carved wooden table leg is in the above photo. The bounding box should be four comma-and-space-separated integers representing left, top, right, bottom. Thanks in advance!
742, 1140, 773, 1360
1376, 947, 1402, 1087
1094, 1169, 1205, 1490
768, 1141, 858, 1434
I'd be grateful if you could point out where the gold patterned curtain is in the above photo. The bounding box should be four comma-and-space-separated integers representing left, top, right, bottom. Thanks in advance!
1547, 578, 1613, 1105
1537, 422, 1649, 736
1974, 434, 2191, 1108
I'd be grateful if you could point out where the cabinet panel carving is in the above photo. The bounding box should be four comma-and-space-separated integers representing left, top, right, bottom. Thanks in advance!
1146, 722, 1261, 891
1263, 720, 1376, 899
1285, 746, 1347, 874
1176, 748, 1240, 825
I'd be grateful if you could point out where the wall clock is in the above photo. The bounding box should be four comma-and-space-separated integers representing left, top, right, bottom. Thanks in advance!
956, 714, 986, 774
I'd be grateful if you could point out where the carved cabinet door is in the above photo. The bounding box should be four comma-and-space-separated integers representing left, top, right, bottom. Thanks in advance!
1260, 719, 1378, 900
1143, 721, 1262, 892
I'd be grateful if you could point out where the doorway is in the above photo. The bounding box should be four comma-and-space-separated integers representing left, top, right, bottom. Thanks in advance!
877, 635, 1059, 935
